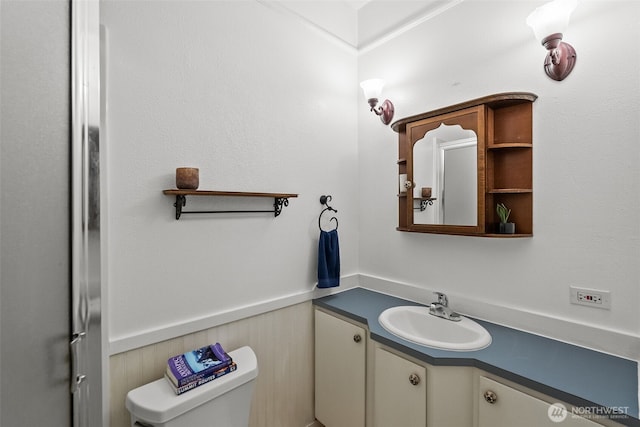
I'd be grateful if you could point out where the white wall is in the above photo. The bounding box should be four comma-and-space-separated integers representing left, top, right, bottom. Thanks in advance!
102, 0, 640, 359
101, 0, 358, 345
358, 0, 640, 356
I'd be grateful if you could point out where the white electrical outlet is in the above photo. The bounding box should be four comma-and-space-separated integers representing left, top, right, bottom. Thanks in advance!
569, 286, 611, 310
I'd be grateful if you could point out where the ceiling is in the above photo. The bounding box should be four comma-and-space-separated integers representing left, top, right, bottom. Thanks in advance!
273, 0, 462, 50
345, 0, 372, 10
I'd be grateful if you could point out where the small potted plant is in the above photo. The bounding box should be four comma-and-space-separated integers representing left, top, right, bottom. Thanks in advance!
496, 203, 515, 234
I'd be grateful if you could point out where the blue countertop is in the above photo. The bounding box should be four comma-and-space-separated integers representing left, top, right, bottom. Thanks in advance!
313, 287, 639, 426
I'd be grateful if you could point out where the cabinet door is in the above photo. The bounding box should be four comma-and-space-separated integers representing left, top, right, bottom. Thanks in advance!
479, 376, 602, 427
315, 310, 366, 427
373, 347, 426, 427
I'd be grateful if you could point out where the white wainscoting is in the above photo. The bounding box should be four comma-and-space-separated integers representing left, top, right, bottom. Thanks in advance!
110, 301, 315, 427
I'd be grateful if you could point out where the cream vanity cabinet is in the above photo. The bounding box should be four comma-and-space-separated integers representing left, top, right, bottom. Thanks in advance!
373, 347, 426, 427
373, 346, 475, 427
314, 309, 366, 427
314, 308, 472, 427
478, 376, 603, 427
315, 308, 614, 427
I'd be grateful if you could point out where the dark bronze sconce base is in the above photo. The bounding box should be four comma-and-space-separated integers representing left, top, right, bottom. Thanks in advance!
367, 98, 395, 125
541, 33, 576, 81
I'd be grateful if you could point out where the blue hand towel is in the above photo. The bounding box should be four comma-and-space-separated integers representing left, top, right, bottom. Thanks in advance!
317, 229, 340, 288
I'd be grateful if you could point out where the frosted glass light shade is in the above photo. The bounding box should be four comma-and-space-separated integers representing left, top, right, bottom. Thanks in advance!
526, 0, 577, 42
360, 78, 394, 125
360, 78, 385, 100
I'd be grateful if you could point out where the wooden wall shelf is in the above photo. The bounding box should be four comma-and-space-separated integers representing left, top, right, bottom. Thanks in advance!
162, 189, 298, 220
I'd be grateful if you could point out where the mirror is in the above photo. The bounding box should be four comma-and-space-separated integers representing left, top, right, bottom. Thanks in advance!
405, 105, 485, 235
413, 124, 477, 225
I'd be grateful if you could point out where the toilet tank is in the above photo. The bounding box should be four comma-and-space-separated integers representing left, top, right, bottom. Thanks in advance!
126, 346, 258, 427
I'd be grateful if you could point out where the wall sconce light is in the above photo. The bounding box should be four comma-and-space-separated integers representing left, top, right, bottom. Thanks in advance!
526, 0, 577, 81
360, 78, 394, 125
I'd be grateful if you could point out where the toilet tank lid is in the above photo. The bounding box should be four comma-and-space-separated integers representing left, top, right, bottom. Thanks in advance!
125, 345, 258, 424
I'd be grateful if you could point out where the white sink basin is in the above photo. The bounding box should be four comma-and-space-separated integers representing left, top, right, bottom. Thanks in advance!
378, 306, 491, 351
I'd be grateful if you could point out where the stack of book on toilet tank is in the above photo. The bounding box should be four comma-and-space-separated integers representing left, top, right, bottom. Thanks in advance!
165, 342, 237, 395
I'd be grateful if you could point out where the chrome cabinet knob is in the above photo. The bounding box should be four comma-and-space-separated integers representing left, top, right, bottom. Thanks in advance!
484, 390, 498, 404
353, 334, 362, 343
409, 373, 420, 386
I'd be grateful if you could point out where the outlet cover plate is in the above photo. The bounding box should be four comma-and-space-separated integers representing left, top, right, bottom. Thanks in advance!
570, 286, 611, 310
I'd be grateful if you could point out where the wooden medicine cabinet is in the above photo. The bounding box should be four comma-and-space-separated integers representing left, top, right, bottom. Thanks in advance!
391, 92, 537, 237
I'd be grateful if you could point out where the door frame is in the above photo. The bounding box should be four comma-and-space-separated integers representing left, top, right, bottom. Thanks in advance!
71, 0, 105, 425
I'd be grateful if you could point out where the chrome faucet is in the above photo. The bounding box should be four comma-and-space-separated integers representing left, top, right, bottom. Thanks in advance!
429, 292, 461, 322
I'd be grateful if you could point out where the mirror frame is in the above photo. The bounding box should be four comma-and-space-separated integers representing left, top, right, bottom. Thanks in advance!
405, 106, 486, 235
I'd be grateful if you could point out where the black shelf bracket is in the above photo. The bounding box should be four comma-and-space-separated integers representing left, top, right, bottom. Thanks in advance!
173, 195, 291, 220
414, 198, 437, 211
273, 197, 289, 217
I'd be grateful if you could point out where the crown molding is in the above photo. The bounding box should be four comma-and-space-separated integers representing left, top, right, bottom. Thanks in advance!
358, 0, 464, 54
256, 0, 464, 54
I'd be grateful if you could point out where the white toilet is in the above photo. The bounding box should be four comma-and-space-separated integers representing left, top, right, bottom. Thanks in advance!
126, 346, 258, 427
